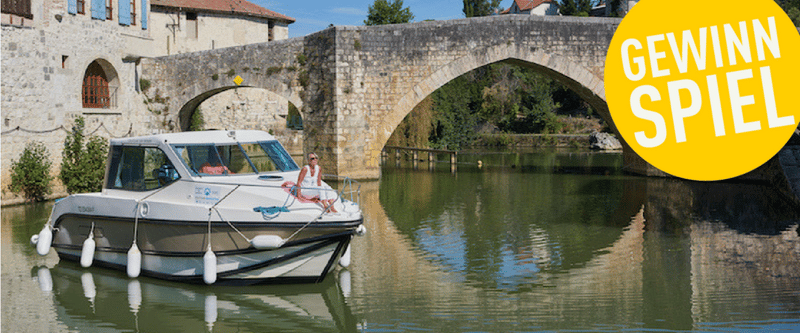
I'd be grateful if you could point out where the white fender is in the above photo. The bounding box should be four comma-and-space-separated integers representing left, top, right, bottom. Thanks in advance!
36, 225, 52, 256
356, 225, 367, 236
203, 248, 217, 285
339, 244, 351, 268
30, 234, 39, 247
80, 237, 96, 268
250, 235, 285, 249
127, 244, 141, 278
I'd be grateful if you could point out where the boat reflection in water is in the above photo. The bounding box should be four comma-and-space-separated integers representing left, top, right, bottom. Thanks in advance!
31, 262, 357, 332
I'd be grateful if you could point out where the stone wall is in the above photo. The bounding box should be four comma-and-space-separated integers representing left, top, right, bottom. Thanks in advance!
1, 5, 155, 204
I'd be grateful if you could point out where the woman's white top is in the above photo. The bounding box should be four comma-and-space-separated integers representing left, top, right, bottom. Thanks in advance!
300, 165, 331, 200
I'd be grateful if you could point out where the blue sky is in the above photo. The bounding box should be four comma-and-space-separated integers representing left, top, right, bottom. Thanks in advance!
253, 0, 516, 38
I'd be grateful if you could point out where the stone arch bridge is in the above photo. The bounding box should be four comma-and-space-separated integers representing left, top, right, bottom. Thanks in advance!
140, 15, 632, 179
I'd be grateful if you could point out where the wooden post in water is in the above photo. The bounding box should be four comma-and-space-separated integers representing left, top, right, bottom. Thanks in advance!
428, 152, 435, 171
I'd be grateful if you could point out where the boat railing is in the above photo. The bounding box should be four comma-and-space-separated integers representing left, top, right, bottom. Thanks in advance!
322, 174, 361, 207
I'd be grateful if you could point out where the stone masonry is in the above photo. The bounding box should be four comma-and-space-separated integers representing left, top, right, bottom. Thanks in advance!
142, 15, 622, 179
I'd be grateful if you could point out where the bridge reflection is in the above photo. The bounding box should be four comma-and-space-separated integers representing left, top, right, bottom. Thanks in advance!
351, 174, 800, 330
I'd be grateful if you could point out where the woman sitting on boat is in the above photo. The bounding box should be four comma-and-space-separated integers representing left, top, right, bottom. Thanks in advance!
296, 153, 338, 213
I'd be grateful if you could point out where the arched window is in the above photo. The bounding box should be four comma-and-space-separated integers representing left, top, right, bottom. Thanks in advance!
82, 61, 110, 108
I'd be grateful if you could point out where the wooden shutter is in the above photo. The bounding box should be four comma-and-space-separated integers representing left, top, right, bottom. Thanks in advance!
91, 0, 104, 19
118, 0, 130, 25
140, 0, 147, 29
68, 0, 77, 14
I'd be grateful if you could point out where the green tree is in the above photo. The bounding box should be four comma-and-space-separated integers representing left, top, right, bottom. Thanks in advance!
789, 7, 800, 26
190, 107, 205, 131
463, 0, 501, 17
59, 117, 109, 194
430, 73, 484, 149
364, 0, 414, 26
560, 0, 594, 16
8, 141, 53, 202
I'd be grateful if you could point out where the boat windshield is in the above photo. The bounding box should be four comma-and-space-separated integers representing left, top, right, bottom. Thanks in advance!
171, 141, 299, 176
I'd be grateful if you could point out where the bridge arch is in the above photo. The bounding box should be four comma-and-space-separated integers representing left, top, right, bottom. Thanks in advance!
377, 43, 610, 156
177, 85, 303, 132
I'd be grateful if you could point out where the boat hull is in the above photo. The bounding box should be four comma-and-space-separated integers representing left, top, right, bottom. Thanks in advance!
52, 214, 358, 285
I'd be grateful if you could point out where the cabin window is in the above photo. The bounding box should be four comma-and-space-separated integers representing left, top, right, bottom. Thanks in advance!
106, 146, 180, 191
258, 141, 299, 172
172, 141, 298, 176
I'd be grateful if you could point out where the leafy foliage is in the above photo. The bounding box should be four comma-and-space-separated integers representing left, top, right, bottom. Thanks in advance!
190, 107, 205, 131
788, 7, 800, 26
59, 117, 109, 194
389, 63, 598, 149
463, 0, 501, 17
287, 103, 304, 130
8, 141, 53, 202
559, 0, 594, 16
364, 0, 414, 25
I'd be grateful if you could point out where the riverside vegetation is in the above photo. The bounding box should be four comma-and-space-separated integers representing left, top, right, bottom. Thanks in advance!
7, 117, 109, 202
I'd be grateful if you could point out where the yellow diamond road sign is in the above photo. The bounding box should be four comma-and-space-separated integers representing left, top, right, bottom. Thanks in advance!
233, 76, 243, 86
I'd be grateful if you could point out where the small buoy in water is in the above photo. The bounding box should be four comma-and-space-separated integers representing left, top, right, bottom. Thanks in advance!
36, 225, 52, 256
127, 244, 141, 278
339, 244, 351, 268
355, 225, 367, 236
203, 247, 217, 285
477, 160, 483, 168
250, 235, 285, 249
80, 236, 96, 268
30, 234, 39, 247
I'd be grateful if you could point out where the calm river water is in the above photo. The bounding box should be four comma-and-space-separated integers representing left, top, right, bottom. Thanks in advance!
3, 149, 800, 332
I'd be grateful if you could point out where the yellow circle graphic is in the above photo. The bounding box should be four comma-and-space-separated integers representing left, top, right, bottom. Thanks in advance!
605, 0, 800, 181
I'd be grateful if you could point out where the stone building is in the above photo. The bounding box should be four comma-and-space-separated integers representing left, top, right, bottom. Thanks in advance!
148, 0, 294, 55
1, 0, 294, 204
501, 0, 560, 16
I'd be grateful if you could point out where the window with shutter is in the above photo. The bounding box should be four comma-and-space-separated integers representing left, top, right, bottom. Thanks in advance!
82, 61, 110, 108
1, 0, 34, 19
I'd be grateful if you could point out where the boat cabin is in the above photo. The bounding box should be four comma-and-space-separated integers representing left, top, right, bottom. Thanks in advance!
104, 130, 300, 191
